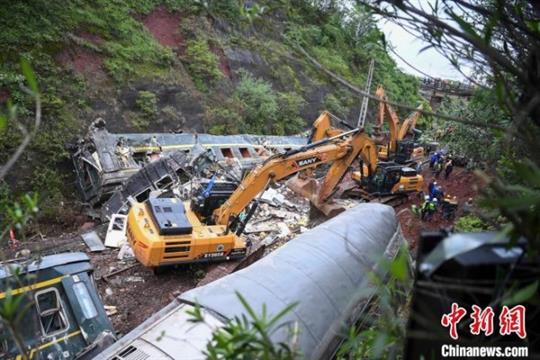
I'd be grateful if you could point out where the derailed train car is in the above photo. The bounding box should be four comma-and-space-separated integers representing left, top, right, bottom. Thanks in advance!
95, 203, 404, 359
71, 119, 307, 207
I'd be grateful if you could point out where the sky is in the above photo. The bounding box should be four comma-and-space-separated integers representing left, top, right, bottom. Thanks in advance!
378, 15, 466, 81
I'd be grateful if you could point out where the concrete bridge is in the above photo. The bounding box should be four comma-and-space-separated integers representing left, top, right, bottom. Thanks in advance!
419, 77, 475, 108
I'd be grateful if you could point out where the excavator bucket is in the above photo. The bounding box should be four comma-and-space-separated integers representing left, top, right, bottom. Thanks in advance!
286, 175, 346, 218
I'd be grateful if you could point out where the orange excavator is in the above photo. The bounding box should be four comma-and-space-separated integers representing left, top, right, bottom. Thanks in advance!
126, 127, 378, 269
372, 85, 424, 162
307, 110, 424, 197
310, 88, 424, 164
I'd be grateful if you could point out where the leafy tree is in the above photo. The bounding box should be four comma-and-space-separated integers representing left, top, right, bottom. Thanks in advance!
425, 89, 510, 169
359, 0, 540, 251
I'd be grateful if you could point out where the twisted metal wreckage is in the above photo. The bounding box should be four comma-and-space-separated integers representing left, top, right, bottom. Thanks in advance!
70, 119, 307, 219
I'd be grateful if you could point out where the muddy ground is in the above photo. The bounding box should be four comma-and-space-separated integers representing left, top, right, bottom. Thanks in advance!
396, 166, 480, 249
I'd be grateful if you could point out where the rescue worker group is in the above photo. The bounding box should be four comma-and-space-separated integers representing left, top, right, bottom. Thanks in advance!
411, 152, 473, 222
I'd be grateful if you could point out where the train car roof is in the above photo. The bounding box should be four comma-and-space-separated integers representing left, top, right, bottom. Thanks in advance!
0, 252, 90, 280
180, 203, 402, 359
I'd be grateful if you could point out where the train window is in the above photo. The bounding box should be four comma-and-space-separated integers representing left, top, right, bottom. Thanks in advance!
239, 147, 251, 158
35, 288, 69, 337
135, 188, 151, 203
155, 175, 173, 189
255, 147, 268, 156
221, 148, 234, 158
73, 282, 98, 319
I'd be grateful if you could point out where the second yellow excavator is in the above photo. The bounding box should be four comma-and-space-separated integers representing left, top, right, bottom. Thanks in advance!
372, 85, 424, 162
307, 110, 424, 195
310, 87, 425, 164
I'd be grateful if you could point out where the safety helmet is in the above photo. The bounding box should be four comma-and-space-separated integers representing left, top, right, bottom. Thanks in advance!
424, 195, 429, 200
433, 198, 438, 202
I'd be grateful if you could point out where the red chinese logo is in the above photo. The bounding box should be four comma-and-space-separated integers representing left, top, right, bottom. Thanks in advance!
441, 303, 467, 340
499, 305, 527, 339
470, 305, 494, 336
441, 304, 527, 340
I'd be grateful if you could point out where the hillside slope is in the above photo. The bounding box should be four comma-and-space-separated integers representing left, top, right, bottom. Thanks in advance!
0, 0, 420, 223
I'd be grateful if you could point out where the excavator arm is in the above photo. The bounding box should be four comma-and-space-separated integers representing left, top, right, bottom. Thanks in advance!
375, 85, 400, 152
213, 129, 377, 226
398, 104, 423, 140
309, 111, 354, 143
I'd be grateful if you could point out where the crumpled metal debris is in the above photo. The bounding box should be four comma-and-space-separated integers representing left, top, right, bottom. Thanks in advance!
81, 231, 105, 252
117, 243, 135, 261
240, 184, 311, 254
70, 119, 306, 208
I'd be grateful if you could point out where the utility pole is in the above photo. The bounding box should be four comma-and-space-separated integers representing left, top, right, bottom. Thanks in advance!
357, 59, 375, 128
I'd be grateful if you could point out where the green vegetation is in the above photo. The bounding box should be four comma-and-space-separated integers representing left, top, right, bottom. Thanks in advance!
283, 4, 421, 117
207, 71, 306, 135
323, 94, 348, 118
184, 39, 224, 91
454, 215, 492, 232
234, 72, 279, 134
188, 292, 300, 360
136, 90, 158, 116
426, 89, 510, 168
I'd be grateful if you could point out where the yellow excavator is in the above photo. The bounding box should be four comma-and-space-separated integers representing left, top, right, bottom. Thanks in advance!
127, 127, 378, 269
308, 110, 424, 195
372, 85, 424, 162
310, 88, 424, 163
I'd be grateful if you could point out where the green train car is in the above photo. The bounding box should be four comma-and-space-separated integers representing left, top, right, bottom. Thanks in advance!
0, 253, 115, 359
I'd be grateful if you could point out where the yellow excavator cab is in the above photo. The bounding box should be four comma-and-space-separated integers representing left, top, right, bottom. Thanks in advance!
352, 163, 423, 195
127, 198, 246, 268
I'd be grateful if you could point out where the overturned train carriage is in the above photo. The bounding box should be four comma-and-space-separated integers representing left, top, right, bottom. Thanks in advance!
0, 253, 115, 359
95, 203, 404, 360
71, 120, 307, 207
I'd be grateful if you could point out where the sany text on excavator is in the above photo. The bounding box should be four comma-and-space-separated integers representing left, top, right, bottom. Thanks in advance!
127, 127, 377, 270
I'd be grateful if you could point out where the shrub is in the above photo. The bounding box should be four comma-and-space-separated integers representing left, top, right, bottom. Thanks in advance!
233, 71, 278, 134
206, 105, 243, 135
323, 93, 348, 118
136, 90, 158, 118
206, 72, 307, 135
454, 215, 492, 232
184, 39, 223, 91
275, 92, 306, 135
